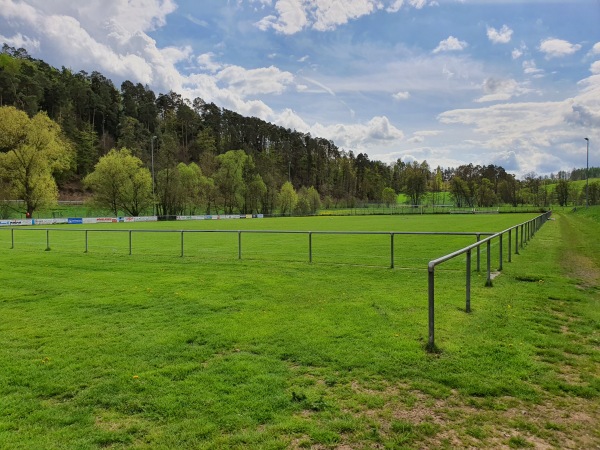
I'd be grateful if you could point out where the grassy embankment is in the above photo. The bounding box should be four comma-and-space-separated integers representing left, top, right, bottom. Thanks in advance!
0, 212, 598, 449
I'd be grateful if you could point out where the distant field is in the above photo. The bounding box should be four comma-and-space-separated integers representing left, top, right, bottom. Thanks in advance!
1, 212, 598, 449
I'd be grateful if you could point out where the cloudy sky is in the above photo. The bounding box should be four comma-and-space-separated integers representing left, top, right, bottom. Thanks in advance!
1, 0, 599, 177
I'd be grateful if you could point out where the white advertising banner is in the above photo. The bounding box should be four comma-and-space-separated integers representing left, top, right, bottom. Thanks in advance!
0, 219, 34, 226
1, 213, 260, 227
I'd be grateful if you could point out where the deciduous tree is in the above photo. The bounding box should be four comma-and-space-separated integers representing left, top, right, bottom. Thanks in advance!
0, 106, 74, 216
382, 187, 397, 208
278, 181, 297, 216
306, 186, 321, 214
84, 148, 152, 216
214, 150, 248, 214
403, 161, 429, 205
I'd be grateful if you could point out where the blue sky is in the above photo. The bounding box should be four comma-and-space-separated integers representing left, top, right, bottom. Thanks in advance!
1, 0, 599, 177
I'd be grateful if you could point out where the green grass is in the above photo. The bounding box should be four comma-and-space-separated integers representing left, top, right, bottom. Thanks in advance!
0, 212, 598, 448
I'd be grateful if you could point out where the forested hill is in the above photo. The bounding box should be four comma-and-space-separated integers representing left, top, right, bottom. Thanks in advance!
0, 44, 383, 202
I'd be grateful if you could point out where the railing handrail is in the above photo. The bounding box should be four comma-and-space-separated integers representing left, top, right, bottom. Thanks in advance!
4, 228, 496, 236
428, 224, 524, 270
426, 211, 552, 351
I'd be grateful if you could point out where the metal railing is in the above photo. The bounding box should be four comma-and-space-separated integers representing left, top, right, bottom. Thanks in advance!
5, 227, 496, 269
426, 211, 552, 351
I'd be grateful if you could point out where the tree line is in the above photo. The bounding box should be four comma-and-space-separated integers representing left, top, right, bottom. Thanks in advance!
0, 44, 598, 217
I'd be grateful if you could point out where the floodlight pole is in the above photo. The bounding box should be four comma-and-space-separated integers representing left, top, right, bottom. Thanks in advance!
585, 137, 589, 208
151, 136, 157, 216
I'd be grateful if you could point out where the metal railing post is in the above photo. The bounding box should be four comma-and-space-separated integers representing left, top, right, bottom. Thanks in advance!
530, 220, 534, 239
485, 239, 492, 287
11, 228, 14, 249
499, 233, 503, 271
390, 233, 394, 269
129, 230, 132, 255
428, 266, 435, 351
238, 231, 242, 260
181, 231, 184, 257
85, 230, 88, 253
520, 224, 524, 248
508, 229, 512, 262
45, 229, 50, 251
476, 233, 481, 272
466, 249, 471, 313
309, 232, 312, 263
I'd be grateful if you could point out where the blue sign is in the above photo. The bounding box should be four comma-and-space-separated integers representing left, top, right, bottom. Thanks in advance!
67, 218, 83, 224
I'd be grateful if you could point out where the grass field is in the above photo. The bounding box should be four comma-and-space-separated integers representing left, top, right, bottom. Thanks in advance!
0, 212, 598, 449
3, 214, 532, 270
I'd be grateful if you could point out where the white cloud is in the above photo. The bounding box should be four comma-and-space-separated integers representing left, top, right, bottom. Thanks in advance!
0, 32, 40, 51
407, 130, 441, 144
539, 38, 582, 59
439, 101, 567, 143
476, 77, 531, 103
487, 25, 513, 44
311, 116, 404, 149
255, 0, 308, 34
522, 59, 543, 76
269, 109, 406, 151
255, 0, 433, 34
512, 43, 527, 60
433, 36, 468, 54
216, 65, 294, 97
184, 14, 209, 28
19, 0, 177, 36
393, 91, 411, 101
387, 0, 404, 12
311, 0, 379, 32
566, 103, 600, 128
365, 116, 404, 140
409, 0, 429, 8
415, 130, 441, 137
407, 135, 425, 144
275, 108, 312, 131
590, 42, 600, 56
387, 0, 431, 12
301, 76, 336, 95
591, 60, 600, 75
197, 52, 223, 73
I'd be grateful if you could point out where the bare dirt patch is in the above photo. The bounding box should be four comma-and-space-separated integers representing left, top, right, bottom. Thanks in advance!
334, 382, 600, 449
